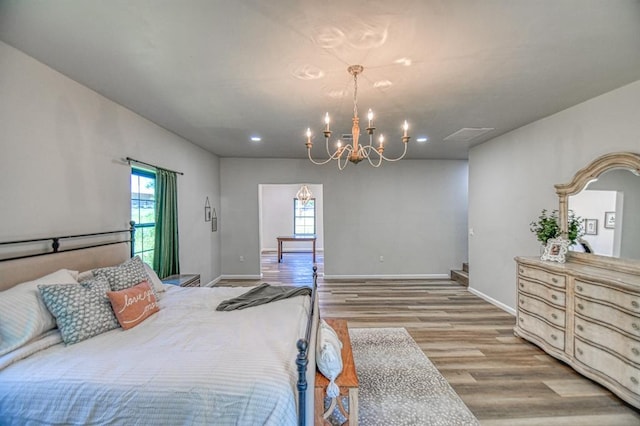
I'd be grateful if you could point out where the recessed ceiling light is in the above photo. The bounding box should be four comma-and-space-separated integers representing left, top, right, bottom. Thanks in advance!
416, 137, 428, 143
250, 136, 261, 142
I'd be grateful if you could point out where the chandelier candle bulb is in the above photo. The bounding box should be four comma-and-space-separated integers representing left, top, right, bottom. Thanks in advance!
403, 120, 409, 138
324, 113, 330, 131
368, 109, 374, 127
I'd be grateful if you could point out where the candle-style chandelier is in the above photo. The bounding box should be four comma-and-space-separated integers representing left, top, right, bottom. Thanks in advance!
305, 65, 410, 169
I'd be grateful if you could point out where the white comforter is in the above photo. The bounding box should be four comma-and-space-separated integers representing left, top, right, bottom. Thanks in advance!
0, 285, 312, 425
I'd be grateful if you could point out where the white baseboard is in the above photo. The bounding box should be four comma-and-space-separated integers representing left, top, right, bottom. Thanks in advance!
204, 276, 222, 287
467, 286, 516, 316
323, 273, 450, 280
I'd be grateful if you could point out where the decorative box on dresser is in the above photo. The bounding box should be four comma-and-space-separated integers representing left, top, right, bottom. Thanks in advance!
515, 256, 640, 408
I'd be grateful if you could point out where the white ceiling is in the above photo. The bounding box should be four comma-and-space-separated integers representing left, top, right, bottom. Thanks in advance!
1, 1, 639, 160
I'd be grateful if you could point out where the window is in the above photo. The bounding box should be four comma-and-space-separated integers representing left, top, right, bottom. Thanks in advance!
294, 198, 315, 235
131, 168, 156, 265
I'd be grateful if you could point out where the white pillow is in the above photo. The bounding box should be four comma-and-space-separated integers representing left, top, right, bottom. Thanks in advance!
316, 319, 343, 398
143, 262, 165, 294
0, 269, 78, 356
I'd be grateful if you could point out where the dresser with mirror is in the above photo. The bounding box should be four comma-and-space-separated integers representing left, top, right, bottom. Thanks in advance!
515, 152, 640, 408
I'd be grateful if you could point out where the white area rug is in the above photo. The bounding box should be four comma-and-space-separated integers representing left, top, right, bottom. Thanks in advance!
328, 327, 480, 426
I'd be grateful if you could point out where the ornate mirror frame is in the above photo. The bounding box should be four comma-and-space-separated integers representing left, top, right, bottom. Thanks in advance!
554, 151, 640, 274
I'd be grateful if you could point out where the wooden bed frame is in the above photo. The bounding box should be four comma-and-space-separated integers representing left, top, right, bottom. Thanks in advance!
0, 225, 318, 425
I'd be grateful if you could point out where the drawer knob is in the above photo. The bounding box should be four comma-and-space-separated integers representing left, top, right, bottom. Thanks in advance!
632, 300, 639, 309
520, 283, 524, 288
633, 323, 639, 331
551, 334, 557, 340
519, 317, 524, 322
631, 377, 639, 385
577, 303, 584, 310
551, 294, 558, 300
552, 277, 558, 283
519, 268, 524, 274
577, 348, 583, 355
551, 313, 558, 320
632, 348, 639, 356
577, 285, 583, 292
577, 325, 584, 331
520, 299, 525, 305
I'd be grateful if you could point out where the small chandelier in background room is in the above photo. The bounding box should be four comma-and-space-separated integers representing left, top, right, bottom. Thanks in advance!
296, 184, 312, 205
305, 64, 410, 170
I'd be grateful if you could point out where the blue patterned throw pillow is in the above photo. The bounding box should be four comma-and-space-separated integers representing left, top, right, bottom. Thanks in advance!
38, 277, 120, 345
93, 256, 152, 293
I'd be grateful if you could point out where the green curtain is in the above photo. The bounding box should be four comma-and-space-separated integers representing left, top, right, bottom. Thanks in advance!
153, 169, 180, 278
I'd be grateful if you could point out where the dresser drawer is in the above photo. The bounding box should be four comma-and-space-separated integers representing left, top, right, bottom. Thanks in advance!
518, 278, 566, 307
517, 310, 565, 351
517, 264, 566, 288
574, 338, 640, 394
575, 280, 640, 315
575, 316, 640, 364
519, 293, 565, 328
576, 296, 640, 338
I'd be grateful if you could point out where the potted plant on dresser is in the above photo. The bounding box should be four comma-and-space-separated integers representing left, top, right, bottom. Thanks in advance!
530, 209, 583, 261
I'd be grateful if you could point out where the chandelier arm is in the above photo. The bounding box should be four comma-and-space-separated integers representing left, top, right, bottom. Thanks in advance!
366, 154, 384, 168
359, 146, 384, 167
308, 141, 355, 165
307, 149, 336, 165
338, 153, 350, 170
376, 141, 409, 162
324, 137, 334, 157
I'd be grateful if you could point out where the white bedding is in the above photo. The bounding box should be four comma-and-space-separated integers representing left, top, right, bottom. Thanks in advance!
0, 285, 313, 425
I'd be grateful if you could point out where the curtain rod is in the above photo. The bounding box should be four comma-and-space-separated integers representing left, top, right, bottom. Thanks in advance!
125, 157, 184, 175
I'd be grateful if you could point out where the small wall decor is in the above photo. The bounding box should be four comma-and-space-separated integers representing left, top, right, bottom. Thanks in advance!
604, 211, 615, 229
541, 237, 569, 263
211, 208, 217, 232
204, 197, 212, 222
584, 218, 598, 235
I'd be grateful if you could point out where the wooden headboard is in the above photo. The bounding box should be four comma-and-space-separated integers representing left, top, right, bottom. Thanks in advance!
0, 226, 134, 291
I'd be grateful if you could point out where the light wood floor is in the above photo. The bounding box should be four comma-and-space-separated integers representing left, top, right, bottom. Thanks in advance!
217, 252, 640, 425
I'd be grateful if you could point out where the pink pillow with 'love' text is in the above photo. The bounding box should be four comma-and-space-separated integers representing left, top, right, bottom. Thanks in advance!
107, 281, 159, 330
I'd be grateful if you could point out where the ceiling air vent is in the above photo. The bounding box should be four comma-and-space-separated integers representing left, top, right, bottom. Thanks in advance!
341, 134, 353, 140
443, 128, 494, 142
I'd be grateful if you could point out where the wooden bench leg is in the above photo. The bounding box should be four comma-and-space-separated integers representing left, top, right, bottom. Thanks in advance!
314, 387, 325, 425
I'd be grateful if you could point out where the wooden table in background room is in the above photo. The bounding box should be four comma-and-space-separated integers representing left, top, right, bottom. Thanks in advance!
277, 235, 316, 263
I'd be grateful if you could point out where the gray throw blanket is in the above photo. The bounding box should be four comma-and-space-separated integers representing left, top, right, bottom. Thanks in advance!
216, 283, 312, 311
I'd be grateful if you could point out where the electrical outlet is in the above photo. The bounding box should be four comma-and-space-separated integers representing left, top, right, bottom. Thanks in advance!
379, 256, 384, 262
239, 255, 244, 262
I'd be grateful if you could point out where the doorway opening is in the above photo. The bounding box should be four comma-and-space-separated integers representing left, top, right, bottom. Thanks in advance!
258, 184, 324, 284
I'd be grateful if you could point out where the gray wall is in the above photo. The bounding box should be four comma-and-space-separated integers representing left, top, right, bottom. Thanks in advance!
221, 158, 468, 279
0, 41, 222, 285
468, 79, 640, 313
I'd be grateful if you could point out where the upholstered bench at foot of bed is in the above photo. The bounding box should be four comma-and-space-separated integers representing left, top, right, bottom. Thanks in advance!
314, 318, 359, 426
